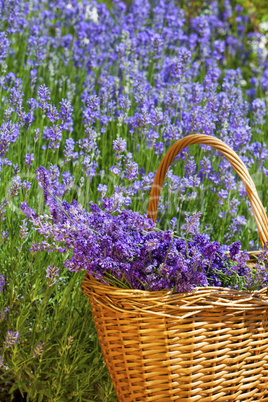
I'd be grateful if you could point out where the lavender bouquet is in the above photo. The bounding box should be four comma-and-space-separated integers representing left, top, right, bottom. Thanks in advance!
22, 172, 268, 293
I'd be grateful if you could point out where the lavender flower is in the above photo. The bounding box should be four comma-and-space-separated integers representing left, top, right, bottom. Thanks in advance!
63, 138, 75, 162
4, 331, 19, 348
146, 238, 160, 252
23, 180, 32, 196
0, 274, 5, 292
0, 122, 20, 157
213, 40, 225, 61
0, 356, 6, 369
20, 201, 37, 219
59, 99, 73, 123
234, 250, 250, 267
27, 191, 256, 292
8, 175, 22, 197
11, 165, 20, 177
37, 84, 51, 111
181, 211, 202, 235
218, 189, 228, 205
0, 199, 8, 221
9, 87, 23, 108
97, 184, 108, 198
46, 264, 59, 286
252, 99, 266, 126
62, 171, 74, 192
33, 342, 45, 358
0, 32, 9, 61
47, 105, 59, 123
46, 125, 62, 150
25, 153, 34, 169
19, 219, 28, 240
30, 69, 37, 89
229, 241, 241, 259
118, 95, 130, 111
124, 160, 139, 181
66, 336, 74, 349
34, 128, 40, 143
2, 231, 8, 244
113, 138, 127, 160
203, 242, 220, 260
170, 217, 177, 231
0, 307, 9, 322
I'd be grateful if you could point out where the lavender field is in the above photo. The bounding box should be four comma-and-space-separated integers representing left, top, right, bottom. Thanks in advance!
0, 0, 268, 400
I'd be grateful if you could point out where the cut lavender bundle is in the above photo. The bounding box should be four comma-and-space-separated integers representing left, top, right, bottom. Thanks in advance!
23, 194, 267, 293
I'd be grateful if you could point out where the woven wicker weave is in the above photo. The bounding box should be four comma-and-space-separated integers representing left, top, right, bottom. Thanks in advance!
81, 134, 268, 401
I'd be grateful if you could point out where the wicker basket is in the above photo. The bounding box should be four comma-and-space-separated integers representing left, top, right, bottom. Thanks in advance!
81, 134, 268, 401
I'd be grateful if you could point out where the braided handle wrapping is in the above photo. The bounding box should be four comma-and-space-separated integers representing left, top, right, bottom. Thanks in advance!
147, 134, 268, 247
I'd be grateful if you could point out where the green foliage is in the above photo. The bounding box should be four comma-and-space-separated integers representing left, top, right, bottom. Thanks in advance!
234, 0, 268, 24
0, 242, 116, 401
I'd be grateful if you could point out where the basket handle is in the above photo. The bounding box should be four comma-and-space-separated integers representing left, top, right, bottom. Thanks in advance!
147, 134, 268, 247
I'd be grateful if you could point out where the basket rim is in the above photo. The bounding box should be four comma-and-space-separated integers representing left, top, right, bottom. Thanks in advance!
81, 274, 268, 318
82, 272, 268, 299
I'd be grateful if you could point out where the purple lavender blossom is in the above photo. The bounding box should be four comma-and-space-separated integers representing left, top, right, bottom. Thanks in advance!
25, 153, 34, 169
229, 241, 241, 259
4, 331, 19, 348
35, 166, 65, 222
59, 99, 73, 123
118, 95, 130, 111
113, 138, 127, 159
0, 32, 9, 61
46, 264, 59, 286
0, 307, 9, 322
66, 336, 74, 349
33, 342, 45, 358
0, 122, 20, 157
27, 98, 38, 114
26, 193, 255, 292
181, 211, 201, 235
203, 242, 220, 260
0, 199, 8, 221
34, 128, 40, 143
63, 138, 75, 162
0, 356, 5, 369
30, 69, 37, 89
46, 125, 62, 150
62, 171, 75, 193
213, 40, 225, 60
19, 219, 28, 240
0, 274, 5, 292
234, 249, 250, 267
20, 201, 37, 219
124, 160, 139, 181
146, 238, 160, 252
37, 84, 51, 110
170, 217, 177, 231
252, 99, 266, 126
9, 87, 24, 108
97, 184, 108, 198
218, 189, 228, 205
47, 105, 59, 123
1, 231, 8, 244
8, 176, 22, 197
185, 156, 196, 176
